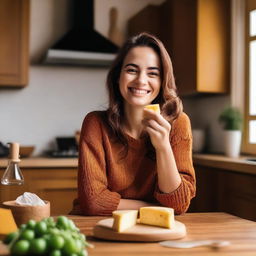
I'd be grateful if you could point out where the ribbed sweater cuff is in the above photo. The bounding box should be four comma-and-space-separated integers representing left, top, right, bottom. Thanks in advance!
95, 191, 121, 216
154, 177, 191, 214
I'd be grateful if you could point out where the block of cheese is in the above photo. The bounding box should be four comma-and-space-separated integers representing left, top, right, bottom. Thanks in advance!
144, 104, 160, 114
0, 208, 18, 237
140, 206, 175, 229
112, 210, 138, 232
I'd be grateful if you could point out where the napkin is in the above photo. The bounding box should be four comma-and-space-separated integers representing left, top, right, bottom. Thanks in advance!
15, 192, 46, 206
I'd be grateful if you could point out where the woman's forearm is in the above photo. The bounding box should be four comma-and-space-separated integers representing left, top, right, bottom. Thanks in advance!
156, 144, 181, 193
117, 199, 157, 210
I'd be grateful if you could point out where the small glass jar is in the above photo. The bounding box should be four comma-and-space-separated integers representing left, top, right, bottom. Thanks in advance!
1, 143, 24, 185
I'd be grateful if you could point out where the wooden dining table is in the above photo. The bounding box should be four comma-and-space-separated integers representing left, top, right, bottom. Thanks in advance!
1, 212, 256, 255
70, 212, 256, 256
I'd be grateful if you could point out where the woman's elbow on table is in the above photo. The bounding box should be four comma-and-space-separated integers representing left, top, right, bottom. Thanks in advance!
174, 202, 191, 215
79, 200, 104, 216
79, 194, 120, 216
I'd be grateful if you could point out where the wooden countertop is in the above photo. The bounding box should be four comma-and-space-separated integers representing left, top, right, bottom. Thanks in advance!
193, 153, 256, 175
0, 157, 78, 169
1, 154, 255, 173
1, 212, 256, 255
72, 212, 256, 255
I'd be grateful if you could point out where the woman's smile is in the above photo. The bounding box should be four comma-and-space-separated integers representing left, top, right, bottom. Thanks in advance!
128, 87, 151, 96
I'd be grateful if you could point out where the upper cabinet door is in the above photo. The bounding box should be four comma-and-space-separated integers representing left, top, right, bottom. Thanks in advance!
0, 0, 30, 87
128, 0, 230, 97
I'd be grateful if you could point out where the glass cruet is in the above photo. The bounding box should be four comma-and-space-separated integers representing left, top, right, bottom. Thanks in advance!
1, 142, 24, 185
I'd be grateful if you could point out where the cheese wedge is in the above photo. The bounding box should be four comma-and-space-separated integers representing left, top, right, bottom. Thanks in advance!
112, 210, 138, 232
140, 206, 175, 229
144, 104, 160, 114
0, 208, 18, 238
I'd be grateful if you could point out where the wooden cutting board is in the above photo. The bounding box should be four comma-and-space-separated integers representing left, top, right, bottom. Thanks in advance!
93, 218, 186, 242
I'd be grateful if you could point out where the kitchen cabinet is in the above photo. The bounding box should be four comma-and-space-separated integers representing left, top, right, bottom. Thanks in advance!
0, 168, 77, 216
189, 165, 256, 221
128, 0, 230, 96
0, 0, 29, 87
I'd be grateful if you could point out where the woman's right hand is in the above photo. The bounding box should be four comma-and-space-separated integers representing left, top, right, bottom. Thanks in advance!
143, 109, 172, 151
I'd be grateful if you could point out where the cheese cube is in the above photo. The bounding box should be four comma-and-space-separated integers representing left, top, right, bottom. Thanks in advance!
144, 104, 160, 114
140, 206, 175, 229
0, 208, 18, 237
112, 210, 138, 232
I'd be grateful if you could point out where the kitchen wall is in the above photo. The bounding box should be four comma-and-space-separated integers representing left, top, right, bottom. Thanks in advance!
0, 0, 230, 155
0, 0, 168, 155
183, 95, 230, 153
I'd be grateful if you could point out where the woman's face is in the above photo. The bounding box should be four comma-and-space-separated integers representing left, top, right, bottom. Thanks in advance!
119, 46, 161, 108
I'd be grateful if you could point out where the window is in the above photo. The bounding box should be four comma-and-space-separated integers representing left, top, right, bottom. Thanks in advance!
244, 0, 256, 154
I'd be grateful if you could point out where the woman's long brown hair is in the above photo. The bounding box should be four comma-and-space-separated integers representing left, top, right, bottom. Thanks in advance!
106, 32, 183, 158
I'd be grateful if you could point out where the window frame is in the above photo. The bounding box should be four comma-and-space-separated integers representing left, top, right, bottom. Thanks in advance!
243, 0, 256, 154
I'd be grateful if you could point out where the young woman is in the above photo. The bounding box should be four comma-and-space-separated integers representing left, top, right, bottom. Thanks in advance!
71, 32, 196, 216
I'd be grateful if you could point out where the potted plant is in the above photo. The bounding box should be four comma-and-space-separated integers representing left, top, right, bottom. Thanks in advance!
219, 107, 243, 157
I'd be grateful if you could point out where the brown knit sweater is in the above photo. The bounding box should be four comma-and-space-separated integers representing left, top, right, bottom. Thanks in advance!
72, 111, 196, 216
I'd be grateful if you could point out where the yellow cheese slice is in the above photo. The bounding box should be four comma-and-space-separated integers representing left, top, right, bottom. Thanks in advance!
140, 206, 175, 229
112, 210, 138, 232
0, 208, 18, 236
144, 104, 160, 114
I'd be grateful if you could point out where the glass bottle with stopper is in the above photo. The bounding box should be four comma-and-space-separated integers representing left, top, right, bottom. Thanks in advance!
1, 142, 24, 185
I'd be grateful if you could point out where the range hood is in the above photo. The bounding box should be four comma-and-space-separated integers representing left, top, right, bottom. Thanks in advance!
45, 0, 119, 66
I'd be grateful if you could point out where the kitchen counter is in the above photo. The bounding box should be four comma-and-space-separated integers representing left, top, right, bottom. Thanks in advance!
1, 154, 255, 173
0, 157, 78, 169
193, 153, 256, 175
2, 212, 256, 255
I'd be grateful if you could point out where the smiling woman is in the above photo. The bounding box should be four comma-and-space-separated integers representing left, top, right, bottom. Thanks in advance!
71, 33, 196, 216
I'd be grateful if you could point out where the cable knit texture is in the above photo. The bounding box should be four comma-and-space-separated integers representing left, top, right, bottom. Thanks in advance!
71, 111, 196, 216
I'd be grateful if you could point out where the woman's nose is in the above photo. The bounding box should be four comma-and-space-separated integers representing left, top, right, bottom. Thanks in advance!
136, 71, 147, 85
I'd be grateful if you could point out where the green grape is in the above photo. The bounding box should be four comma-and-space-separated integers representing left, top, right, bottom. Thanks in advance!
29, 238, 47, 255
50, 249, 62, 256
34, 221, 48, 236
62, 238, 80, 254
11, 240, 30, 256
48, 234, 65, 250
49, 227, 61, 235
42, 233, 51, 244
20, 229, 35, 241
68, 219, 78, 231
61, 231, 72, 240
45, 217, 56, 228
19, 224, 27, 230
78, 250, 88, 256
56, 216, 70, 230
27, 219, 37, 229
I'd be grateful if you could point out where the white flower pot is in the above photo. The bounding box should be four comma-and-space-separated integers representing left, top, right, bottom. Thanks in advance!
223, 130, 242, 158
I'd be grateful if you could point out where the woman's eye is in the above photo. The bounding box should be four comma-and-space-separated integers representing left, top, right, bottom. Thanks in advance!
148, 72, 159, 77
126, 68, 137, 74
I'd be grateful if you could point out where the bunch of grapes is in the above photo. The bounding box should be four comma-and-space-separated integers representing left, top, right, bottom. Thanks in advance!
4, 216, 91, 256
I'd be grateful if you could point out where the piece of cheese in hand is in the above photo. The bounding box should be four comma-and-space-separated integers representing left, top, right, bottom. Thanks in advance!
0, 208, 18, 237
140, 206, 175, 229
112, 210, 138, 232
144, 104, 160, 114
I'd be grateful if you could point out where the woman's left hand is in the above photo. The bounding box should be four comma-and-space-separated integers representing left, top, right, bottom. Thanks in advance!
143, 109, 172, 151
